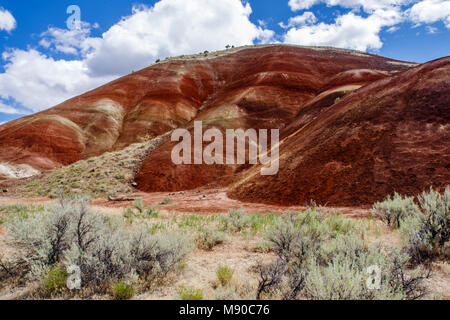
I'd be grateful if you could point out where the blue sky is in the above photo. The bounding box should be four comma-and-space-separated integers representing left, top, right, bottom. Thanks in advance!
0, 0, 449, 124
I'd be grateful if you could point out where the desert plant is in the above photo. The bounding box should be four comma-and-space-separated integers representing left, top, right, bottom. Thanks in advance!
401, 187, 450, 264
196, 227, 225, 250
219, 209, 251, 233
256, 209, 428, 300
133, 199, 144, 213
8, 196, 193, 295
177, 287, 204, 300
216, 265, 234, 286
42, 267, 69, 294
113, 281, 135, 300
372, 193, 421, 229
143, 205, 160, 219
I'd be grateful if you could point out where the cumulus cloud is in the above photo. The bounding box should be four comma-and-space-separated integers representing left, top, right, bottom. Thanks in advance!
281, 0, 444, 51
284, 8, 403, 51
0, 102, 29, 114
0, 8, 16, 32
84, 0, 273, 76
0, 0, 273, 114
39, 22, 95, 55
288, 0, 409, 12
280, 12, 317, 28
0, 49, 114, 112
409, 0, 450, 28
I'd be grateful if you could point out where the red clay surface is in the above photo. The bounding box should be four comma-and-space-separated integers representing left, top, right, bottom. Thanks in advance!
0, 188, 371, 218
1, 45, 448, 207
229, 57, 450, 206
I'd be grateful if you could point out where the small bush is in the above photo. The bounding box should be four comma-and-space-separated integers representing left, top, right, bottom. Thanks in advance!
133, 199, 144, 213
143, 205, 159, 219
401, 187, 450, 264
113, 281, 135, 300
216, 265, 234, 286
42, 267, 68, 294
372, 193, 421, 229
219, 209, 251, 233
123, 207, 135, 220
177, 287, 204, 300
196, 227, 225, 250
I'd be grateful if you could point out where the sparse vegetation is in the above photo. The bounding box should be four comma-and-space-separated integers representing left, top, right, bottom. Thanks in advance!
372, 193, 421, 229
216, 265, 234, 286
0, 191, 447, 300
19, 135, 168, 198
256, 209, 429, 300
196, 227, 226, 250
42, 267, 69, 294
177, 287, 204, 300
2, 195, 193, 298
219, 209, 252, 233
400, 187, 450, 265
113, 281, 135, 300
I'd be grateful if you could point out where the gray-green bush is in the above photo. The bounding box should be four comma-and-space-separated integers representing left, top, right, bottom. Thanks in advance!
196, 227, 225, 250
5, 196, 193, 295
400, 187, 450, 264
372, 193, 421, 229
219, 209, 251, 233
257, 210, 428, 300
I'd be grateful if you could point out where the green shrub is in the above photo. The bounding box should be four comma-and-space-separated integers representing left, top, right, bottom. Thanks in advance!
177, 287, 204, 300
219, 209, 251, 233
256, 208, 428, 300
133, 199, 144, 213
401, 187, 450, 264
8, 196, 193, 294
216, 265, 234, 286
196, 227, 225, 250
42, 267, 68, 293
113, 281, 135, 300
143, 205, 159, 218
372, 193, 421, 229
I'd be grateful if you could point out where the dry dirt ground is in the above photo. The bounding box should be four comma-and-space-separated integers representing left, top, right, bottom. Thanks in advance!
0, 190, 448, 300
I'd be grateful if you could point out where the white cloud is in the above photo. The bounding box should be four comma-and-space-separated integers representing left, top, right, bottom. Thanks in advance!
288, 0, 320, 11
288, 0, 409, 12
84, 0, 273, 76
0, 8, 16, 32
409, 0, 450, 28
426, 25, 438, 33
0, 0, 273, 113
284, 8, 403, 51
280, 12, 317, 28
39, 22, 94, 55
387, 25, 400, 32
0, 102, 29, 114
0, 49, 114, 112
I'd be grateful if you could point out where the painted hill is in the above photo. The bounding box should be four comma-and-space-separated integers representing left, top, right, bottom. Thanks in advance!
1, 45, 448, 206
